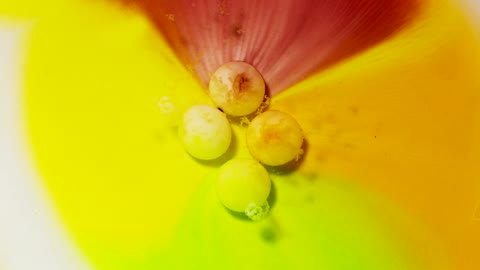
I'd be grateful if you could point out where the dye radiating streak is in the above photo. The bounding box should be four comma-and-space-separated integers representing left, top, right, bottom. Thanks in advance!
117, 0, 420, 95
1, 0, 480, 270
0, 23, 91, 270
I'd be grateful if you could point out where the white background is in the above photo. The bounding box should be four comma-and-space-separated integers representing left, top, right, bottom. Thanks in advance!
0, 21, 91, 270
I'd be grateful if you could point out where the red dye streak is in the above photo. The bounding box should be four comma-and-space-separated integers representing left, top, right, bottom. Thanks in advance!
115, 0, 420, 95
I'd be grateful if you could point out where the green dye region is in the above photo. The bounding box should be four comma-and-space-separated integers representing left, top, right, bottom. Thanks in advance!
100, 173, 441, 270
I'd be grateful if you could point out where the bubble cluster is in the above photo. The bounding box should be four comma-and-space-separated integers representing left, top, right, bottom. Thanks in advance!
245, 201, 270, 221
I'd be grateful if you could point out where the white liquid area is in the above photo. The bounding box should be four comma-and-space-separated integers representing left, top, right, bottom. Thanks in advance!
0, 1, 479, 269
0, 22, 91, 270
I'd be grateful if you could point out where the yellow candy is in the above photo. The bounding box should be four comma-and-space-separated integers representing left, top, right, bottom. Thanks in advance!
246, 110, 304, 166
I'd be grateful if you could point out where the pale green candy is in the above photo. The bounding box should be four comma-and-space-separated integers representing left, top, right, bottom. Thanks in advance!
216, 159, 271, 213
179, 105, 231, 160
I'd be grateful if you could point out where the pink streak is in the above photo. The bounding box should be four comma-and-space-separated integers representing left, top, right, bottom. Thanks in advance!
117, 0, 420, 95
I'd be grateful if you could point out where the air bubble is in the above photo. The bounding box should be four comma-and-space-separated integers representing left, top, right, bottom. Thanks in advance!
158, 96, 175, 114
245, 201, 270, 221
